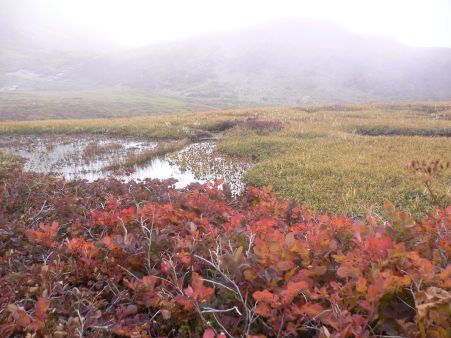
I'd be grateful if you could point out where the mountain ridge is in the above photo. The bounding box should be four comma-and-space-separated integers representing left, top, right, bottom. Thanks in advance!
2, 18, 451, 105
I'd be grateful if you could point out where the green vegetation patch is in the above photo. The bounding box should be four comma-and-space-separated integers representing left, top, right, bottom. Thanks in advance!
220, 131, 450, 216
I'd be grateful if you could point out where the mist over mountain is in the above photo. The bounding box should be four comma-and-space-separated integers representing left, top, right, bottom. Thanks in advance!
0, 0, 118, 91
2, 17, 451, 105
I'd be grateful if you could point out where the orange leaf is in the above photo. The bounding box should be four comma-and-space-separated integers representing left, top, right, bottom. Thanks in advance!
253, 289, 277, 303
254, 303, 273, 317
100, 236, 120, 250
356, 277, 367, 293
34, 296, 49, 321
12, 307, 31, 328
312, 265, 328, 276
298, 303, 324, 317
175, 295, 194, 311
263, 185, 272, 193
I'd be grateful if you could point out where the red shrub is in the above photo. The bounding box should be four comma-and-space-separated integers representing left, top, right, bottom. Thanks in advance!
0, 165, 449, 337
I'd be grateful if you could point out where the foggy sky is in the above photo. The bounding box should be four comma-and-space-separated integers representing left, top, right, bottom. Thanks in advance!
2, 0, 451, 50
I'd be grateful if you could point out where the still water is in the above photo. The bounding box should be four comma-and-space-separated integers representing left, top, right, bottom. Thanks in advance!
0, 134, 250, 193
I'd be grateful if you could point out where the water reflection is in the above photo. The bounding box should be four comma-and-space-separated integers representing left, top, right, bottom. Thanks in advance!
0, 135, 251, 193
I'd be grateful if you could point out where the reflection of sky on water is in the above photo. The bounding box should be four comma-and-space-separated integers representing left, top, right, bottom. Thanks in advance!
130, 157, 201, 188
0, 135, 250, 194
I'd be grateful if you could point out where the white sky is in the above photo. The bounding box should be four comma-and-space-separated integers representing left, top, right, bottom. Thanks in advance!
10, 0, 451, 48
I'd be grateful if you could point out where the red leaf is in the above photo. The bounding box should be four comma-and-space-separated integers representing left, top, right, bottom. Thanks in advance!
281, 281, 309, 304
123, 304, 138, 317
184, 285, 194, 298
175, 295, 194, 311
187, 272, 215, 301
203, 328, 216, 338
337, 266, 351, 278
364, 235, 393, 253
367, 278, 385, 302
254, 302, 273, 317
100, 236, 119, 250
276, 260, 294, 271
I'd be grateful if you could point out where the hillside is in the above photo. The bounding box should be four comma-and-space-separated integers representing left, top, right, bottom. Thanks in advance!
69, 19, 451, 104
2, 18, 451, 108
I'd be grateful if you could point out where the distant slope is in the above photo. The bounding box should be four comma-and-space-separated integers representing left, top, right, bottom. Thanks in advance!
1, 18, 451, 106
0, 91, 227, 121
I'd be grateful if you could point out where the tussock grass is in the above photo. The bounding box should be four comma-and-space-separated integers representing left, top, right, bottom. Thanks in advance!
350, 125, 451, 137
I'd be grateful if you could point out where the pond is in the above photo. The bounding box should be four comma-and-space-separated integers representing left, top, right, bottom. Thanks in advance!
0, 134, 251, 194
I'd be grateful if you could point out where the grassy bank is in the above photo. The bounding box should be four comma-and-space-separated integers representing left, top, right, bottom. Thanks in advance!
0, 110, 245, 139
1, 102, 450, 215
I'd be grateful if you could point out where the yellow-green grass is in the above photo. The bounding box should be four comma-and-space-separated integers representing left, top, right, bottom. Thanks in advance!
1, 102, 450, 215
217, 104, 450, 215
221, 132, 449, 216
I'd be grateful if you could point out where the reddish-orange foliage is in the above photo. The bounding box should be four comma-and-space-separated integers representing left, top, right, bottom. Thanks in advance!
0, 165, 449, 337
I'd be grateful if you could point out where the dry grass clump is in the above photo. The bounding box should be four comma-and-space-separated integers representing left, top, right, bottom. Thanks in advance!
240, 117, 283, 134
406, 159, 450, 207
107, 138, 190, 170
83, 142, 123, 159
